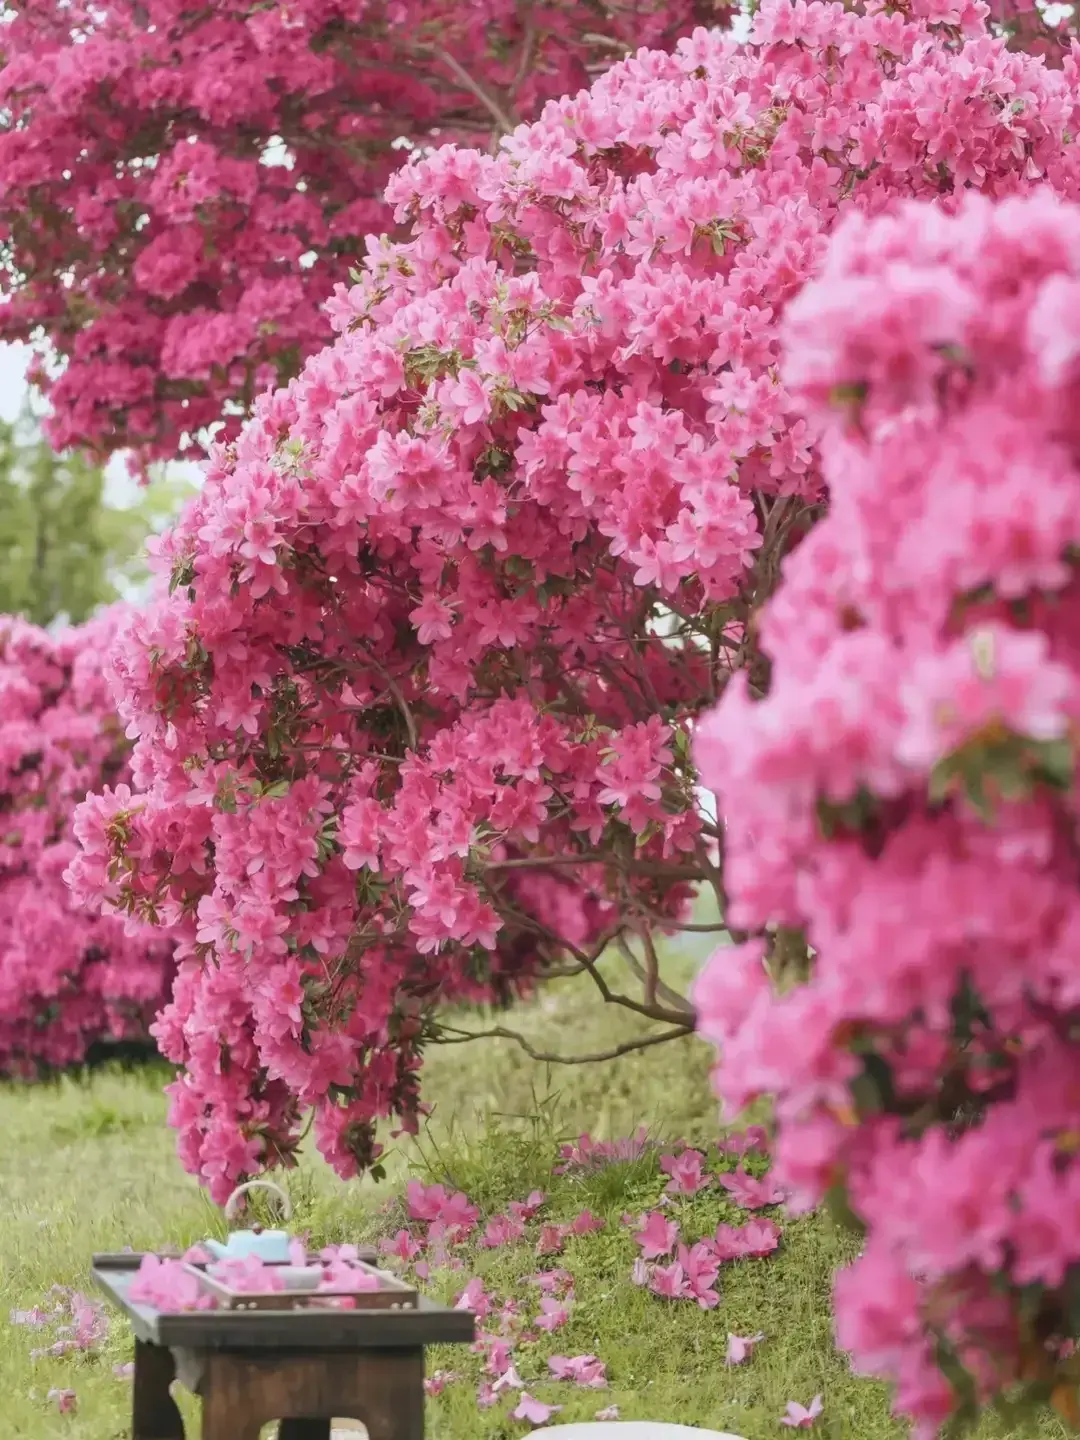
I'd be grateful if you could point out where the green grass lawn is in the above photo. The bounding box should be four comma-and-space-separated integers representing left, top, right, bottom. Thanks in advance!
0, 964, 1072, 1439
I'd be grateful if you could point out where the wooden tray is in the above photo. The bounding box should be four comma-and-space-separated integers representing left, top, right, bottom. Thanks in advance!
189, 1258, 419, 1312
91, 1253, 474, 1351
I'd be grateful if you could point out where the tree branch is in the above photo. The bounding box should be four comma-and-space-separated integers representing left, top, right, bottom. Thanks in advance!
435, 49, 518, 135
357, 641, 417, 750
616, 934, 694, 1017
432, 1021, 694, 1065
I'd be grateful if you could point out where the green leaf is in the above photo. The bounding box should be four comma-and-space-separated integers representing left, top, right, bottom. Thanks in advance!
850, 1052, 895, 1116
1032, 736, 1075, 790
822, 1180, 866, 1238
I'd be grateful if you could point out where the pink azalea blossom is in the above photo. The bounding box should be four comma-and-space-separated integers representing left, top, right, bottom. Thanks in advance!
380, 1229, 423, 1263
549, 1354, 608, 1388
208, 1256, 286, 1294
718, 1167, 786, 1210
47, 1388, 77, 1414
481, 1338, 513, 1377
454, 1277, 494, 1317
436, 1191, 480, 1235
569, 1209, 606, 1235
405, 1180, 447, 1223
537, 1224, 566, 1255
780, 1395, 824, 1429
512, 1393, 563, 1425
726, 1331, 765, 1365
508, 1190, 546, 1222
723, 1125, 769, 1157
0, 616, 174, 1075
634, 1211, 679, 1260
678, 1242, 721, 1309
481, 1213, 526, 1249
492, 1363, 525, 1394
552, 1130, 652, 1176
530, 1269, 575, 1296
424, 1370, 460, 1396
660, 1148, 710, 1196
647, 1261, 685, 1300
128, 1255, 213, 1313
595, 1405, 621, 1421
535, 1296, 570, 1331
713, 1218, 782, 1261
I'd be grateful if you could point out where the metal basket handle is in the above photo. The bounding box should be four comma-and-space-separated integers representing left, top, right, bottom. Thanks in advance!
223, 1180, 293, 1226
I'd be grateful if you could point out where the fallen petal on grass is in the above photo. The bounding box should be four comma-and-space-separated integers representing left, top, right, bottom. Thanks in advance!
726, 1331, 765, 1365
512, 1392, 563, 1424
780, 1394, 824, 1428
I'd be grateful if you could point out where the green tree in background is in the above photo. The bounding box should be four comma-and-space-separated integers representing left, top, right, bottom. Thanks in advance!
0, 410, 194, 626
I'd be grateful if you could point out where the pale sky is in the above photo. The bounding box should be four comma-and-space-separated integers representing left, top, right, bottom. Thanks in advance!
0, 340, 201, 507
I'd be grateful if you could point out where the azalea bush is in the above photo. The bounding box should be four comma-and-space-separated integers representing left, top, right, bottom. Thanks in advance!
0, 0, 725, 469
67, 0, 1080, 1203
0, 614, 173, 1074
693, 190, 1080, 1434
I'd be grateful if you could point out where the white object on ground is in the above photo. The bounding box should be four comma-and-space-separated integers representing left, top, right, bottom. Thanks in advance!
529, 1426, 748, 1439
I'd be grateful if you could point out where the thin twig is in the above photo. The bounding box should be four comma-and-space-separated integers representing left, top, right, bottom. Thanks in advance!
484, 852, 610, 870
436, 48, 518, 134
357, 642, 417, 750
616, 934, 694, 1017
570, 932, 691, 1027
630, 899, 730, 934
509, 23, 537, 102
433, 1021, 694, 1064
484, 852, 704, 882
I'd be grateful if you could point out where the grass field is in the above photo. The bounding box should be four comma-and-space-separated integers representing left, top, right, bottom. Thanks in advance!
0, 960, 1073, 1440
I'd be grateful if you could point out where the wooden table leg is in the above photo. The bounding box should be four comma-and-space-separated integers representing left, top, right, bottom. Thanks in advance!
132, 1338, 185, 1440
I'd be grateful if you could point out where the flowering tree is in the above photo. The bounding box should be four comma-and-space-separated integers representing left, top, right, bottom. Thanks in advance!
692, 188, 1080, 1435
67, 0, 1080, 1205
0, 613, 174, 1074
0, 0, 724, 470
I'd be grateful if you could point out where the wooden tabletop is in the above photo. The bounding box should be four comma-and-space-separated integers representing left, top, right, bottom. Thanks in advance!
91, 1253, 476, 1352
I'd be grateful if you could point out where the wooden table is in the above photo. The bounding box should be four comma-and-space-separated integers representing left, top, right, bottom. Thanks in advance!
92, 1253, 475, 1440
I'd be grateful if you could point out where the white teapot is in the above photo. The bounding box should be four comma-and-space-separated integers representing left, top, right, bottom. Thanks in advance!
203, 1180, 293, 1265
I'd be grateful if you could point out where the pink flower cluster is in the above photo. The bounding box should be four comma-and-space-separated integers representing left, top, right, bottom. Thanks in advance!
695, 191, 1080, 1433
128, 1254, 215, 1313
633, 1207, 781, 1308
385, 1176, 609, 1280
127, 1243, 390, 1312
0, 613, 173, 1074
553, 1129, 652, 1176
69, 0, 1080, 1199
0, 0, 719, 468
11, 1285, 109, 1358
